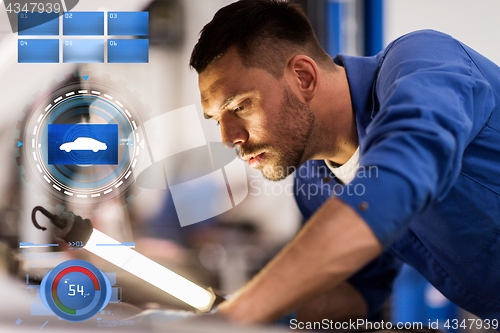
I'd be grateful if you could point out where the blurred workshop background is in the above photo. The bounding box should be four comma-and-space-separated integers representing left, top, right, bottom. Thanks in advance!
0, 0, 499, 331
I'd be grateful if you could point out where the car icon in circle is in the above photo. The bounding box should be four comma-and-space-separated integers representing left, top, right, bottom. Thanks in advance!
59, 137, 107, 153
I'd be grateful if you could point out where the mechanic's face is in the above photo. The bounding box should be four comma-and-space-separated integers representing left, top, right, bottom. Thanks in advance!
199, 48, 315, 181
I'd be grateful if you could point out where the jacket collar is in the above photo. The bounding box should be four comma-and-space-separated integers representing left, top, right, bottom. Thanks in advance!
333, 54, 380, 141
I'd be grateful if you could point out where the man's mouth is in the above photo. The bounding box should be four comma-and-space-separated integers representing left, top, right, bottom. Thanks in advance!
247, 152, 265, 168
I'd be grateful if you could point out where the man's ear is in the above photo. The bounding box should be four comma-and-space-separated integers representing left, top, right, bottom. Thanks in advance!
285, 55, 319, 102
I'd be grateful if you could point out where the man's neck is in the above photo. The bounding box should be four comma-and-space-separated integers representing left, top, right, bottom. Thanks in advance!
305, 66, 358, 165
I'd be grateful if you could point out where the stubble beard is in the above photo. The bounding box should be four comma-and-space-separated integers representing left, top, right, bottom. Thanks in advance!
238, 85, 315, 181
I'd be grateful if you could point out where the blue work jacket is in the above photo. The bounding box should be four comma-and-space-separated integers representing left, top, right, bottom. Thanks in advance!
294, 30, 500, 320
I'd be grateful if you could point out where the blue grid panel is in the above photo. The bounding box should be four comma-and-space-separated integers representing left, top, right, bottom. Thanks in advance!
108, 12, 149, 36
18, 12, 59, 35
63, 12, 104, 35
108, 39, 148, 63
63, 39, 104, 63
18, 39, 59, 63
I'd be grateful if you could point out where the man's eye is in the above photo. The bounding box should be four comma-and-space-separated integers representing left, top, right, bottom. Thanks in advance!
234, 105, 244, 113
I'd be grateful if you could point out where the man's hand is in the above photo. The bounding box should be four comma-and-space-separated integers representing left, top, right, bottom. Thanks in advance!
217, 197, 382, 324
296, 281, 368, 322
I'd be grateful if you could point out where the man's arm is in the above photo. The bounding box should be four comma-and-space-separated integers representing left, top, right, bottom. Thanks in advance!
217, 197, 382, 324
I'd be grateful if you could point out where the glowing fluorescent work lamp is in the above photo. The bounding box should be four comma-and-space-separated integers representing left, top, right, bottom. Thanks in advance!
31, 206, 216, 312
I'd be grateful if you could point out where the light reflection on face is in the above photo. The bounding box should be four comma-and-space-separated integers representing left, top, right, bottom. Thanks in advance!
235, 84, 314, 181
199, 48, 315, 181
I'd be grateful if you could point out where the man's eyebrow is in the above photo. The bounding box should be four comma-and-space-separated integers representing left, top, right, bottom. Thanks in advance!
220, 94, 237, 111
203, 92, 247, 120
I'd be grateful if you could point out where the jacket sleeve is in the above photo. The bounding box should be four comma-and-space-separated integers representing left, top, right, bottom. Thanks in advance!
294, 172, 402, 319
338, 30, 495, 248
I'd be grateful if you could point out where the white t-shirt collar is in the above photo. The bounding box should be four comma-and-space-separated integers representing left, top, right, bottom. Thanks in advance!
324, 147, 360, 184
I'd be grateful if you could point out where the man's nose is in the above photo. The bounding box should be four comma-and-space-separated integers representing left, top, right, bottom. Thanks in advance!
220, 117, 248, 148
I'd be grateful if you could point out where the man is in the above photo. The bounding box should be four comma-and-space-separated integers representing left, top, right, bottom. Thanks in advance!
190, 0, 500, 324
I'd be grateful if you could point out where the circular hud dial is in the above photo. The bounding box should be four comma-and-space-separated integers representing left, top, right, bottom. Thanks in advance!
40, 259, 111, 322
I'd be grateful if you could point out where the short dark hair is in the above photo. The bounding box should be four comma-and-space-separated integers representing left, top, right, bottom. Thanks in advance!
190, 0, 334, 77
